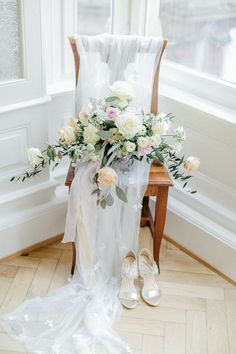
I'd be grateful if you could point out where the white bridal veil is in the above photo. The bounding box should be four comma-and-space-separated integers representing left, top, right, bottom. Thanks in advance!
0, 34, 164, 354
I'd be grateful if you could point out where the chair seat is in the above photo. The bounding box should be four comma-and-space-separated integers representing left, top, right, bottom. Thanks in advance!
65, 163, 173, 192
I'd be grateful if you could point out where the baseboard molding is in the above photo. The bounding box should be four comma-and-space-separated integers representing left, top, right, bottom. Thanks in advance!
163, 234, 236, 287
149, 196, 236, 282
0, 191, 68, 259
0, 233, 64, 262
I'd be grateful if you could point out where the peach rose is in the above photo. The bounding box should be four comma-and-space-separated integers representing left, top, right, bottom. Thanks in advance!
69, 117, 80, 132
60, 126, 76, 144
184, 156, 200, 172
97, 167, 118, 186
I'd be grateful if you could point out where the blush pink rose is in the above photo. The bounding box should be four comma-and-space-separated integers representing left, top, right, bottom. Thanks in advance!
106, 107, 120, 120
138, 144, 153, 156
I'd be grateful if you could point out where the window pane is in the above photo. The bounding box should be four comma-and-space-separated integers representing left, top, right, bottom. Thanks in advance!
77, 0, 111, 35
0, 0, 24, 82
159, 0, 236, 84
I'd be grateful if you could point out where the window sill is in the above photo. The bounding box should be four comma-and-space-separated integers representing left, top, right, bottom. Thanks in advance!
160, 61, 236, 113
159, 82, 236, 126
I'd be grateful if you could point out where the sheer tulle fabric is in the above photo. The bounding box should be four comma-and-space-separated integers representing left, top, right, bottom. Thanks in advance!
0, 34, 163, 353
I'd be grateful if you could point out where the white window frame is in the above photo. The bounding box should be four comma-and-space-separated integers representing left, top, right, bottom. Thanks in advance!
0, 0, 45, 108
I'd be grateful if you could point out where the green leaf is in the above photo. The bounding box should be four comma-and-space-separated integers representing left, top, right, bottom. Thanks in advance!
104, 120, 116, 128
106, 193, 114, 206
47, 146, 55, 161
105, 151, 117, 167
115, 185, 128, 203
96, 130, 113, 139
132, 154, 140, 161
155, 151, 164, 163
100, 199, 106, 209
108, 143, 120, 155
105, 96, 117, 103
92, 188, 100, 195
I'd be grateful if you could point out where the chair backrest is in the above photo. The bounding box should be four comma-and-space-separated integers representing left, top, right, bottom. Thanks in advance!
69, 35, 167, 115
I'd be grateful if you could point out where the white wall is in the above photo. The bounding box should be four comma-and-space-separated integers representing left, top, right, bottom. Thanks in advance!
158, 83, 236, 281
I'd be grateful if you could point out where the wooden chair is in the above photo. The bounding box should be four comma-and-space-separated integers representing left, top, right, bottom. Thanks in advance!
66, 36, 173, 275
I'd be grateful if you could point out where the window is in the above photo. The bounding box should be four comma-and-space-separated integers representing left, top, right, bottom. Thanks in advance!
77, 0, 111, 35
0, 0, 45, 107
0, 0, 24, 82
157, 0, 236, 84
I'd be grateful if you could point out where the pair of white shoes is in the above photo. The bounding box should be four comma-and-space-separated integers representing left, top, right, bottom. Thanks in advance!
119, 248, 161, 309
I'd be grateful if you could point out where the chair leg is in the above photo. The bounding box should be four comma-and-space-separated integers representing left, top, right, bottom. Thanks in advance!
71, 242, 76, 275
141, 196, 154, 235
153, 187, 169, 272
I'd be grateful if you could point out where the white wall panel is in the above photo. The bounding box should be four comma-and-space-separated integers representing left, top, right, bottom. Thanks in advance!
0, 125, 29, 171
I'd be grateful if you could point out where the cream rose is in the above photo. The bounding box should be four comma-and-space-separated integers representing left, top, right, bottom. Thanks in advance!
125, 141, 136, 152
149, 135, 161, 147
115, 112, 143, 138
138, 125, 146, 136
184, 156, 200, 172
27, 148, 43, 167
109, 81, 135, 100
152, 120, 170, 135
83, 124, 100, 145
60, 126, 76, 144
97, 167, 118, 186
137, 137, 149, 148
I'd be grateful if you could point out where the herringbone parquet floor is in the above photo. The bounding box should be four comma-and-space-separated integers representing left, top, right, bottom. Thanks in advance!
0, 227, 235, 354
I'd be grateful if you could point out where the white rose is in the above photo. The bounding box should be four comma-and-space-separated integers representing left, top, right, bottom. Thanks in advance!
138, 125, 147, 136
149, 135, 161, 147
27, 148, 43, 167
83, 124, 100, 145
152, 120, 170, 135
115, 112, 143, 138
125, 142, 136, 152
116, 97, 129, 109
79, 105, 91, 125
137, 137, 149, 148
184, 156, 200, 172
60, 126, 76, 144
109, 81, 135, 100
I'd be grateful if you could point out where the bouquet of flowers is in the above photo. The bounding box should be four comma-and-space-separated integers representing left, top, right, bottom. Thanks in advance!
11, 81, 200, 208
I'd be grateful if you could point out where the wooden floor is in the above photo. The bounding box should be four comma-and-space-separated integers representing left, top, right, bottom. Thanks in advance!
0, 227, 235, 354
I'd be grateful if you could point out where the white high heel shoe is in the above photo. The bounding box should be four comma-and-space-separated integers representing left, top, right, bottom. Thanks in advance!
138, 248, 161, 307
119, 250, 140, 309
